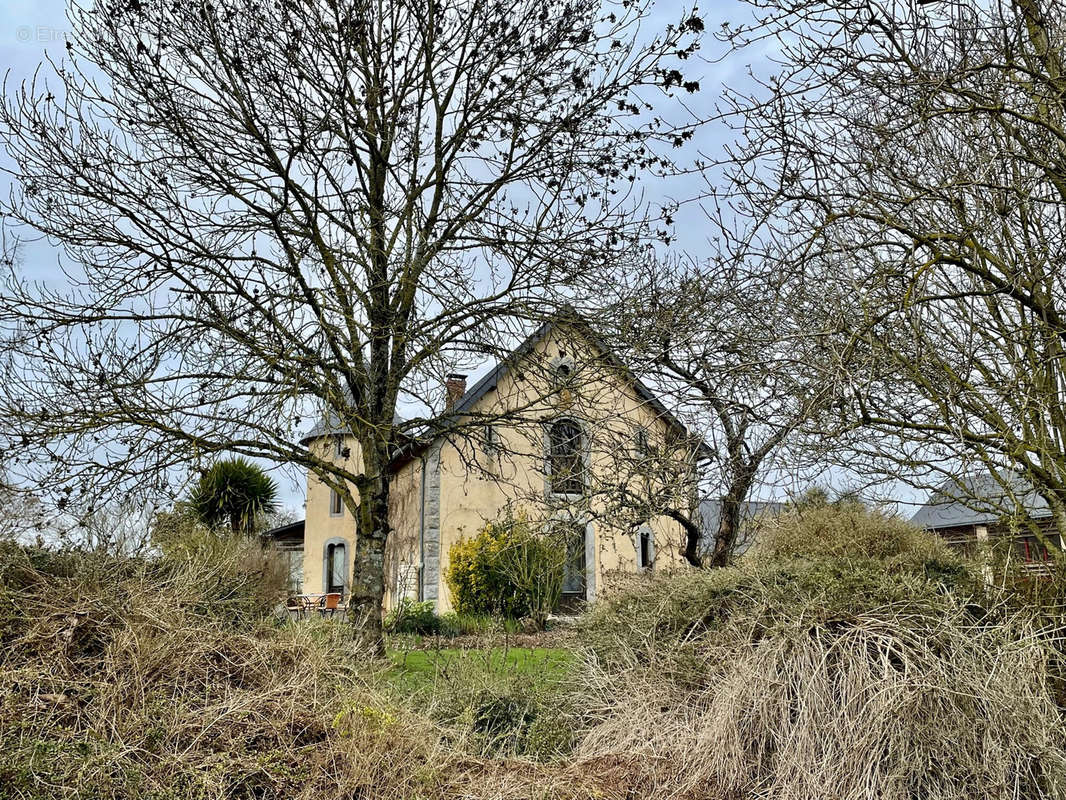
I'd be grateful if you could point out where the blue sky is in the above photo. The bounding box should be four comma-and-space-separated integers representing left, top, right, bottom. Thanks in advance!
0, 2, 880, 517
1, 2, 72, 80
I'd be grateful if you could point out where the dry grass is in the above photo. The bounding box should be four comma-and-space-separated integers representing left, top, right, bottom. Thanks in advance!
575, 509, 1066, 800
0, 539, 460, 799
6, 502, 1066, 800
0, 538, 608, 800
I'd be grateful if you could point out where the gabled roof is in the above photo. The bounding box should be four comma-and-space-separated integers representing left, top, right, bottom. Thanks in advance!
449, 319, 553, 415
451, 313, 712, 459
302, 310, 712, 460
909, 472, 1052, 529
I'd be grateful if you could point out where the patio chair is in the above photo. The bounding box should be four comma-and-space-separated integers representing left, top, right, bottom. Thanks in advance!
284, 596, 305, 621
318, 592, 343, 618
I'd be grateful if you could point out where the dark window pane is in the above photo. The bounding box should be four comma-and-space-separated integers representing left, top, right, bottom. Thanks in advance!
561, 525, 586, 596
550, 419, 583, 494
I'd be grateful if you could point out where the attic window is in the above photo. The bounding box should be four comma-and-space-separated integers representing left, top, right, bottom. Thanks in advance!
484, 424, 500, 455
552, 355, 577, 388
334, 436, 345, 458
634, 429, 651, 459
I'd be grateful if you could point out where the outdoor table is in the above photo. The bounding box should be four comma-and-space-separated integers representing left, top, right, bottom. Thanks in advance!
296, 594, 324, 619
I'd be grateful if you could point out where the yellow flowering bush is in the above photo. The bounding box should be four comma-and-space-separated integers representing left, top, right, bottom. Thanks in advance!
445, 511, 564, 622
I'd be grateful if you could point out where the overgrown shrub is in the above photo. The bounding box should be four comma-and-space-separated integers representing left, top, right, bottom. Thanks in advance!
575, 504, 1066, 799
0, 541, 464, 800
384, 599, 444, 635
445, 511, 564, 623
755, 496, 960, 564
153, 512, 291, 621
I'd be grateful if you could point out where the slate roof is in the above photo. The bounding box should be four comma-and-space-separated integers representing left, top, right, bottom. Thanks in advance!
301, 311, 712, 459
261, 518, 305, 542
699, 498, 786, 555
299, 409, 405, 445
909, 472, 1052, 530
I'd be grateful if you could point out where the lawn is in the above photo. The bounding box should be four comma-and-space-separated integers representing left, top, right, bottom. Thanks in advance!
385, 644, 575, 696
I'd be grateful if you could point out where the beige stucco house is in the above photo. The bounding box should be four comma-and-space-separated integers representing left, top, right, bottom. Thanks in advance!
267, 317, 708, 612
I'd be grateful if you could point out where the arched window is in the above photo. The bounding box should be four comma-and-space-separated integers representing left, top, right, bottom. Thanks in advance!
323, 538, 348, 598
549, 418, 584, 495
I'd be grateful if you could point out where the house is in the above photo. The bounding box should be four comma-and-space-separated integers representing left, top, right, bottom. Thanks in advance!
266, 316, 710, 612
910, 473, 1063, 569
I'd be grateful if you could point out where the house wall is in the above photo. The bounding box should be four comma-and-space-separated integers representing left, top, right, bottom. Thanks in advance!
302, 435, 427, 603
431, 323, 695, 611
301, 322, 699, 611
383, 455, 424, 609
301, 436, 362, 596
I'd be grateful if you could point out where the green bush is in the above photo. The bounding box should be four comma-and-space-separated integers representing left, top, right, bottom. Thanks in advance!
752, 496, 967, 582
445, 511, 564, 623
383, 600, 443, 635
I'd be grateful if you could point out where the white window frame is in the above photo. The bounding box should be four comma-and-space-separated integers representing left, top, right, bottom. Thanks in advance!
322, 537, 349, 598
329, 487, 344, 517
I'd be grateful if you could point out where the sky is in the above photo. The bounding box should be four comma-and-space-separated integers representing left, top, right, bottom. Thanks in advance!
0, 2, 925, 518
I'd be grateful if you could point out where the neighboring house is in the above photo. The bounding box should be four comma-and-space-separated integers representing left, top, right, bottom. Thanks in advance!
265, 316, 708, 612
698, 499, 786, 559
910, 473, 1063, 569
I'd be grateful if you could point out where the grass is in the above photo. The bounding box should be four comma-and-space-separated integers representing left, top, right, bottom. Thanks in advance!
9, 503, 1066, 799
385, 645, 575, 696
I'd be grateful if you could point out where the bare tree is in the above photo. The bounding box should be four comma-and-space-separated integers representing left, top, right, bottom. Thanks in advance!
0, 0, 704, 644
0, 468, 48, 543
711, 0, 1066, 548
594, 238, 841, 567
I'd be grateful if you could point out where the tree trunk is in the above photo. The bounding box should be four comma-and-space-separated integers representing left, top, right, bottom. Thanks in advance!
671, 510, 703, 568
708, 473, 755, 568
348, 467, 390, 656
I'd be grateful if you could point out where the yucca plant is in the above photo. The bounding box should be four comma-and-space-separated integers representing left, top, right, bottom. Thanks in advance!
188, 457, 278, 534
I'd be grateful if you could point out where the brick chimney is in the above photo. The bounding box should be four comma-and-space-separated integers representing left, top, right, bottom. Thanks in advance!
445, 373, 467, 410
